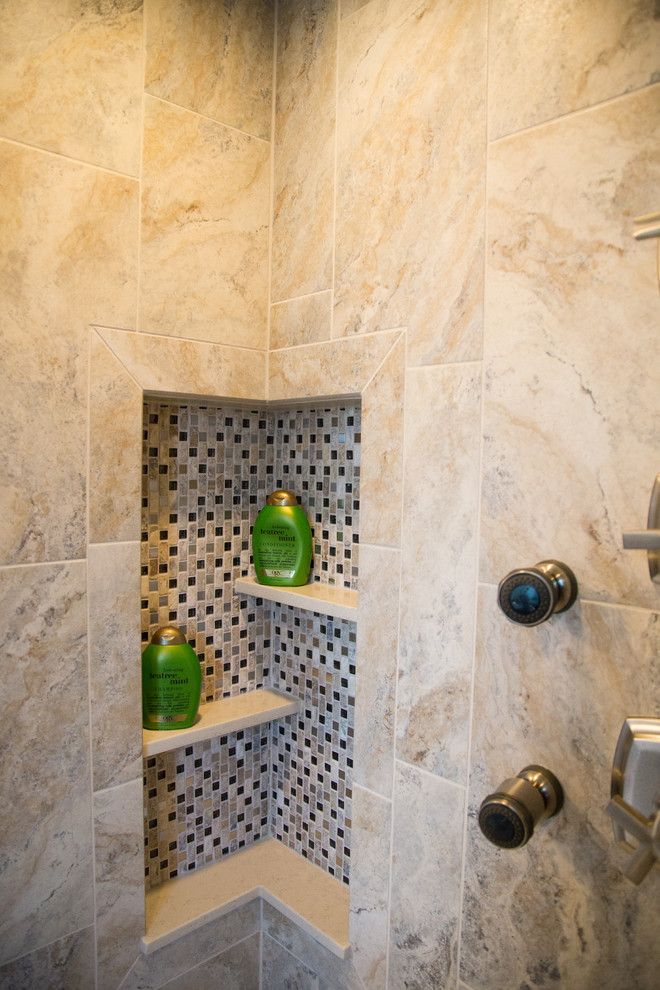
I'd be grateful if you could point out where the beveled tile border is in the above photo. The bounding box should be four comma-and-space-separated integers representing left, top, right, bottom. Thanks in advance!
87, 324, 406, 985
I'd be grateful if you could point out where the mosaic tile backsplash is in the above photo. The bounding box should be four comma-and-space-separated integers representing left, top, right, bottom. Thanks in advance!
141, 401, 359, 888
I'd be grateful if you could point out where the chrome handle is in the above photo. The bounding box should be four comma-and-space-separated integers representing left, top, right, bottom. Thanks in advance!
622, 474, 660, 584
622, 530, 660, 551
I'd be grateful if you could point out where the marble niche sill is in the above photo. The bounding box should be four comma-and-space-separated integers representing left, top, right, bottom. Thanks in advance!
142, 688, 301, 758
235, 576, 358, 622
142, 837, 350, 959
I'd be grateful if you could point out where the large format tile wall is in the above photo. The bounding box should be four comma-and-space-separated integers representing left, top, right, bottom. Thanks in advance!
141, 399, 359, 889
267, 2, 660, 990
0, 2, 273, 988
1, 2, 659, 990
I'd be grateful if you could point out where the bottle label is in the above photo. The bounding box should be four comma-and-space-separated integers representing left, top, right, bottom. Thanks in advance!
258, 523, 297, 578
144, 666, 191, 720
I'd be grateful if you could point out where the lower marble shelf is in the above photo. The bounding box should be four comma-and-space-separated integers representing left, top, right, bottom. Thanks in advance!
142, 688, 301, 758
141, 837, 350, 959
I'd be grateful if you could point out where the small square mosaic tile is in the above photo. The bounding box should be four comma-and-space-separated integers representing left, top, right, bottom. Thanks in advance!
268, 605, 355, 885
141, 400, 359, 889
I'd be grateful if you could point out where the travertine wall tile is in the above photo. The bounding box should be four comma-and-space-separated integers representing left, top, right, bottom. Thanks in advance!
119, 901, 260, 990
0, 142, 138, 566
271, 0, 336, 301
0, 0, 143, 173
0, 563, 93, 965
271, 291, 332, 349
268, 330, 400, 401
145, 0, 273, 140
480, 85, 660, 610
89, 333, 143, 546
262, 934, 319, 990
261, 903, 363, 990
388, 762, 464, 989
360, 334, 405, 547
489, 0, 660, 140
349, 785, 391, 989
335, 0, 486, 365
340, 0, 370, 18
397, 364, 481, 783
99, 327, 267, 401
0, 926, 95, 990
354, 546, 399, 797
94, 779, 144, 990
461, 590, 660, 989
89, 543, 141, 792
157, 933, 260, 990
140, 96, 270, 348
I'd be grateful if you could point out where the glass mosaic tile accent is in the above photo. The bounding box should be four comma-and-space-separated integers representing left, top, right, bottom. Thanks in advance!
269, 606, 355, 885
143, 726, 270, 888
141, 400, 359, 889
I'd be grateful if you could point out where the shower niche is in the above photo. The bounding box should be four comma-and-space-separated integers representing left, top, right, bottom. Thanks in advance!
140, 399, 359, 953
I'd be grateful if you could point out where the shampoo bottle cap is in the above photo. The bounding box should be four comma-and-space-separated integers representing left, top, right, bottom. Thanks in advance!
266, 490, 298, 506
150, 625, 187, 646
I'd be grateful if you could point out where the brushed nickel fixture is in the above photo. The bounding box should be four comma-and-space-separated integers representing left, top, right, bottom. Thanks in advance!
497, 560, 578, 626
478, 765, 564, 849
622, 474, 660, 585
607, 717, 660, 885
632, 210, 660, 288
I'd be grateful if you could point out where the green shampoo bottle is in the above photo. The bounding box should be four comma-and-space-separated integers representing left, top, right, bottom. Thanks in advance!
252, 490, 312, 587
142, 625, 202, 731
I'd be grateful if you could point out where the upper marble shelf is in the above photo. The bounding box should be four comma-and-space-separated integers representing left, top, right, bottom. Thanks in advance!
234, 576, 358, 622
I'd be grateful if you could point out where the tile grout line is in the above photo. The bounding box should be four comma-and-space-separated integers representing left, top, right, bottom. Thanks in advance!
85, 330, 99, 990
135, 1, 147, 335
352, 780, 392, 806
0, 924, 96, 972
0, 133, 138, 181
455, 2, 492, 979
384, 328, 409, 989
489, 79, 660, 147
266, 0, 279, 395
272, 288, 332, 308
329, 0, 340, 341
143, 92, 271, 146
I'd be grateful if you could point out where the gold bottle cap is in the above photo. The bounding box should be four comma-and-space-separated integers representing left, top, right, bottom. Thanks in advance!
266, 489, 298, 506
150, 625, 187, 646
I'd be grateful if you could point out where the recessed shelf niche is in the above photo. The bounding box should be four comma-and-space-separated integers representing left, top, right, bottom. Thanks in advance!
141, 398, 360, 900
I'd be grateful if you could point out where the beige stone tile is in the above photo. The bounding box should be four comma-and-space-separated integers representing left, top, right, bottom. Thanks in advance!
145, 0, 273, 140
99, 327, 267, 401
262, 934, 319, 990
268, 330, 400, 402
481, 86, 660, 610
140, 96, 270, 348
349, 785, 391, 990
0, 0, 142, 174
461, 591, 660, 989
271, 291, 332, 349
0, 562, 93, 965
271, 0, 336, 301
396, 364, 481, 783
94, 779, 144, 990
89, 543, 141, 792
261, 904, 362, 990
489, 0, 660, 140
0, 142, 138, 566
152, 934, 259, 990
360, 333, 404, 547
354, 546, 399, 797
89, 333, 143, 546
389, 762, 465, 990
335, 0, 486, 365
119, 901, 260, 990
0, 926, 95, 990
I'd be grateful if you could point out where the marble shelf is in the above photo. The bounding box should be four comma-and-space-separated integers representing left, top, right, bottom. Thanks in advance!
234, 576, 358, 622
142, 688, 300, 757
141, 837, 350, 959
